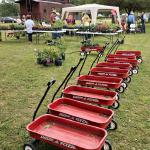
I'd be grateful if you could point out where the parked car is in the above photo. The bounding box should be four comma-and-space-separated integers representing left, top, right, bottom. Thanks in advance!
1, 17, 17, 23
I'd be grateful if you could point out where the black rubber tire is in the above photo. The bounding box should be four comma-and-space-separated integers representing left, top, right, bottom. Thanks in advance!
125, 76, 131, 83
115, 94, 120, 101
116, 86, 125, 93
107, 120, 118, 131
111, 100, 120, 109
121, 82, 128, 89
137, 56, 143, 64
24, 143, 36, 150
129, 70, 133, 76
101, 140, 112, 150
132, 69, 138, 74
80, 52, 85, 56
134, 66, 139, 70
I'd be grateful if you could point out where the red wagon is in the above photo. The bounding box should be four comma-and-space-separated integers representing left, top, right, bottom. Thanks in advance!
116, 50, 142, 63
48, 98, 117, 130
107, 58, 139, 74
96, 62, 133, 76
25, 114, 112, 150
90, 67, 131, 84
77, 75, 124, 94
81, 45, 103, 53
107, 54, 136, 59
63, 85, 120, 109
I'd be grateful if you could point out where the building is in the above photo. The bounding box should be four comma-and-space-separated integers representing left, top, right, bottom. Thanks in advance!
15, 0, 72, 20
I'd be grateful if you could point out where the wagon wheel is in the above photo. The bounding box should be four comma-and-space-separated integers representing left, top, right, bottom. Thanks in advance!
101, 140, 112, 150
129, 70, 133, 76
80, 51, 85, 56
134, 66, 139, 70
24, 143, 36, 150
86, 51, 90, 55
111, 100, 120, 109
125, 76, 131, 83
107, 120, 118, 131
121, 82, 128, 89
115, 94, 120, 101
132, 69, 138, 74
116, 86, 125, 93
137, 56, 143, 63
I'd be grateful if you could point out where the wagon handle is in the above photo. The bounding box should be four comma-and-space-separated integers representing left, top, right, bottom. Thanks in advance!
50, 66, 76, 104
78, 53, 88, 77
32, 80, 56, 121
114, 35, 126, 54
62, 57, 84, 92
87, 42, 110, 75
104, 39, 119, 61
97, 42, 110, 63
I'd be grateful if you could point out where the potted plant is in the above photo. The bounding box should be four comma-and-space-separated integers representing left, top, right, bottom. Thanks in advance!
51, 20, 64, 31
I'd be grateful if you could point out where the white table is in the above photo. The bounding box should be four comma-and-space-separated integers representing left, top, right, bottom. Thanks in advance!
76, 31, 119, 43
31, 30, 66, 43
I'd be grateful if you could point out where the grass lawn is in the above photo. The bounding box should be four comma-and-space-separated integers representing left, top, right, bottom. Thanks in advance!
0, 26, 150, 150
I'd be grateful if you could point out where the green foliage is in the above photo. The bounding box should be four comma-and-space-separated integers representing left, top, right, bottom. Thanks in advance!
0, 1, 19, 17
71, 0, 150, 12
51, 20, 64, 30
0, 23, 11, 30
34, 42, 66, 66
0, 23, 25, 30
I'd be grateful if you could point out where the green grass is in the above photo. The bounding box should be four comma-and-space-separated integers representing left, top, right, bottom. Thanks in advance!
0, 26, 150, 150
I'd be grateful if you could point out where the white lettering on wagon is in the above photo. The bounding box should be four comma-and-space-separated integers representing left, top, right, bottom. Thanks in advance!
86, 82, 108, 87
73, 95, 99, 103
59, 113, 89, 124
40, 135, 76, 149
97, 72, 117, 77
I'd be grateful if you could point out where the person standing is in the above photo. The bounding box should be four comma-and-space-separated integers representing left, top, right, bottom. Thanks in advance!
111, 9, 117, 24
141, 12, 146, 33
25, 15, 34, 42
127, 11, 135, 32
121, 14, 127, 32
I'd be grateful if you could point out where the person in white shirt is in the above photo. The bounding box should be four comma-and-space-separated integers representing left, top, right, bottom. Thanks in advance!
25, 15, 34, 42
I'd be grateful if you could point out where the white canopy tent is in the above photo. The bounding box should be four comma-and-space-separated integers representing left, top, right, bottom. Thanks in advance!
62, 4, 121, 25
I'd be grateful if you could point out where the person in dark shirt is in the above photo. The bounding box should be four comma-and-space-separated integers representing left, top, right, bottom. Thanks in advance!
141, 12, 146, 33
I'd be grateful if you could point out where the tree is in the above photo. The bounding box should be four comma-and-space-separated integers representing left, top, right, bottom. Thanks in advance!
0, 0, 19, 17
70, 0, 150, 13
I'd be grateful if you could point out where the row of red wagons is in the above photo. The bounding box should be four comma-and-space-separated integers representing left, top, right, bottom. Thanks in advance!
24, 42, 142, 150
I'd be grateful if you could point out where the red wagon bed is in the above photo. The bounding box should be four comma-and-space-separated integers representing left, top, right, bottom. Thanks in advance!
107, 58, 138, 66
26, 114, 107, 150
77, 75, 123, 90
96, 62, 132, 70
116, 50, 141, 57
81, 45, 103, 52
90, 67, 129, 79
107, 54, 136, 59
116, 50, 142, 63
48, 98, 115, 129
63, 85, 119, 109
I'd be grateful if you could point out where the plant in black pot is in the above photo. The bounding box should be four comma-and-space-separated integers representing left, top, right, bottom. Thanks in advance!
57, 43, 66, 60
51, 20, 64, 31
49, 45, 63, 66
34, 48, 53, 66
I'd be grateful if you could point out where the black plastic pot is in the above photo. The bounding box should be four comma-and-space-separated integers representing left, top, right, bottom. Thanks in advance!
55, 58, 62, 66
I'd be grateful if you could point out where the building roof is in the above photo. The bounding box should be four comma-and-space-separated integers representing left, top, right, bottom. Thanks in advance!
15, 0, 63, 4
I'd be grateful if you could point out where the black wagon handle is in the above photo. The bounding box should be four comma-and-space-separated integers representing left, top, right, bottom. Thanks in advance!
104, 39, 119, 61
114, 35, 126, 54
87, 42, 110, 75
32, 80, 56, 121
51, 58, 84, 104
